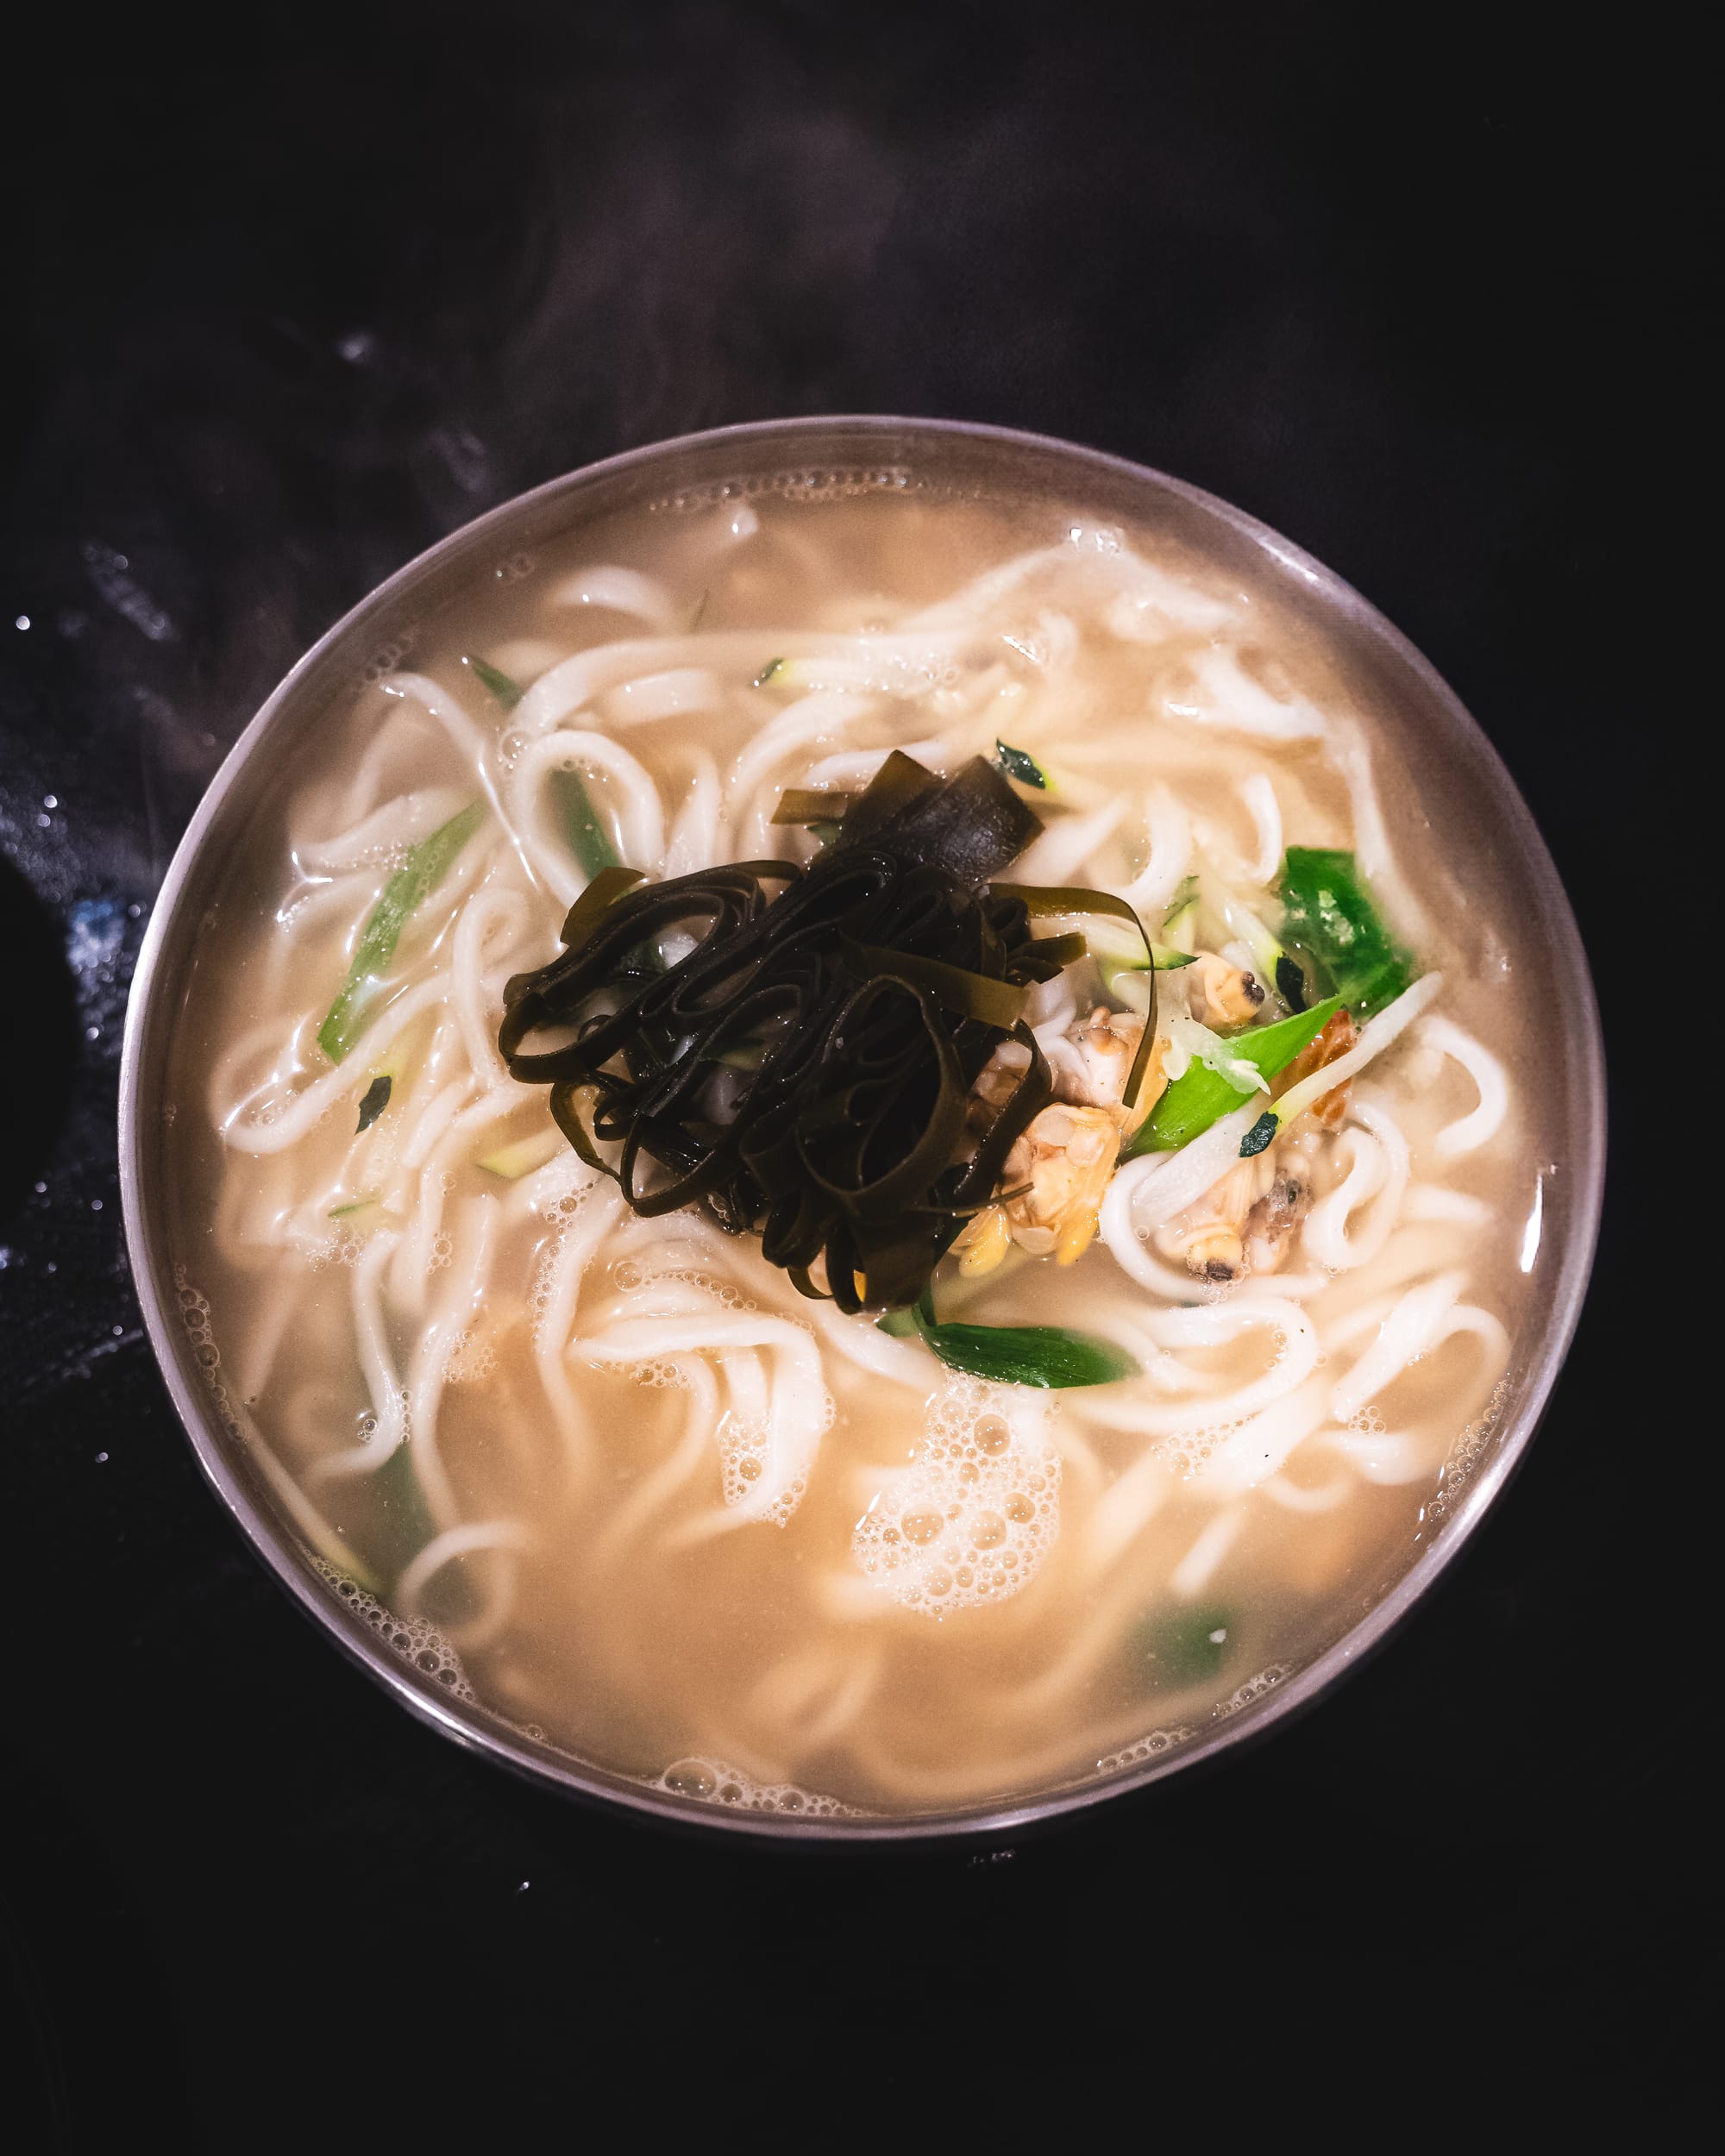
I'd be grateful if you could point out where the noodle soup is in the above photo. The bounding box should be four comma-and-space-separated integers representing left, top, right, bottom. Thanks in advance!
151, 448, 1565, 1818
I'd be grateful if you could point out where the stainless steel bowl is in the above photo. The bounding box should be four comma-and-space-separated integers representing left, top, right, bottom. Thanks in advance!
119, 416, 1606, 1841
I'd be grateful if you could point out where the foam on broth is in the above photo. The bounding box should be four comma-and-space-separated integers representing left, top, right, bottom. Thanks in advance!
161, 476, 1542, 1814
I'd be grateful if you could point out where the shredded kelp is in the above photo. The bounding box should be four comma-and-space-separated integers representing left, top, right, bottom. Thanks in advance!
499, 754, 1082, 1313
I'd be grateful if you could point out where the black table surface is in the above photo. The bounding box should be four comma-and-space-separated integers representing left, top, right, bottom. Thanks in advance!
0, 7, 1689, 2141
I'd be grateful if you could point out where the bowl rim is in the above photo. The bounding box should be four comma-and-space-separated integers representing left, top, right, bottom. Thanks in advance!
119, 412, 1607, 1843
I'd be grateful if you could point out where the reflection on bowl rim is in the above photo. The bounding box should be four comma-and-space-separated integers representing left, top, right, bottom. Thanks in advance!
118, 415, 1606, 1843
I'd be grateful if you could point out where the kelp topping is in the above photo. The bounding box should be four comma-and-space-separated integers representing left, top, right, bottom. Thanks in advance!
499, 754, 1078, 1313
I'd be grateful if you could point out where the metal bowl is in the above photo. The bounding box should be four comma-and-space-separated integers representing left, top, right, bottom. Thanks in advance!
119, 417, 1605, 1841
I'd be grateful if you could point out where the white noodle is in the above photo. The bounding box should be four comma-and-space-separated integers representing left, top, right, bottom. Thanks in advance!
1169, 1507, 1246, 1598
728, 690, 871, 850
1238, 774, 1282, 887
1165, 649, 1329, 742
1404, 1182, 1492, 1226
1013, 799, 1127, 887
601, 667, 724, 726
222, 972, 455, 1155
1189, 1374, 1332, 1497
1272, 972, 1445, 1129
580, 1313, 830, 1528
1301, 1096, 1410, 1272
1114, 786, 1193, 917
1099, 1100, 1263, 1250
380, 673, 530, 869
662, 748, 723, 876
591, 1362, 722, 1569
1330, 1269, 1465, 1424
404, 1194, 499, 1527
1421, 1014, 1510, 1158
316, 1231, 406, 1477
508, 730, 666, 903
549, 564, 684, 632
296, 786, 469, 875
395, 1520, 531, 1626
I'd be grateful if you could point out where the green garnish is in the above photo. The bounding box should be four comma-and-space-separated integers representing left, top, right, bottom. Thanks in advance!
995, 739, 1048, 789
329, 1194, 379, 1219
1161, 874, 1199, 943
878, 1288, 1137, 1388
1128, 995, 1343, 1156
477, 1128, 566, 1179
1278, 849, 1413, 1018
368, 1443, 444, 1592
551, 767, 619, 877
753, 656, 785, 687
1239, 1110, 1278, 1158
912, 1320, 1137, 1388
354, 1075, 392, 1133
464, 655, 524, 709
1129, 1604, 1235, 1687
318, 802, 485, 1062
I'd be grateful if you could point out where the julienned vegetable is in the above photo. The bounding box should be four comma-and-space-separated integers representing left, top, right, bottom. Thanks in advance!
995, 739, 1048, 789
1278, 848, 1413, 1018
317, 801, 485, 1062
1128, 995, 1345, 1155
552, 767, 618, 877
477, 1127, 566, 1179
464, 654, 524, 710
468, 655, 618, 878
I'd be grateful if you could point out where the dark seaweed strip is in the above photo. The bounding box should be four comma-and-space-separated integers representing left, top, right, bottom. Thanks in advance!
772, 788, 855, 825
499, 755, 1063, 1313
845, 942, 1031, 1029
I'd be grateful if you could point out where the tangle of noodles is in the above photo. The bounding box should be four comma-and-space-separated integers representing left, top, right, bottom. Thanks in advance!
161, 479, 1542, 1815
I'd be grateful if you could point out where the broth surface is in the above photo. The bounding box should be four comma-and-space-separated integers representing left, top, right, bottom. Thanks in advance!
163, 478, 1542, 1813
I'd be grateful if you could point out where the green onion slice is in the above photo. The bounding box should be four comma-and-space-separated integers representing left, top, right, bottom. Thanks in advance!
318, 801, 485, 1062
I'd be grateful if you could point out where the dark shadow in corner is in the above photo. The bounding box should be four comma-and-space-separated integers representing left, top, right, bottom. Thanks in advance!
0, 849, 78, 1229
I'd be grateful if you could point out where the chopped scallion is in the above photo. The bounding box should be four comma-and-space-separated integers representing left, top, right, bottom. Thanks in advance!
464, 655, 524, 709
318, 801, 485, 1062
1127, 994, 1343, 1155
995, 739, 1049, 789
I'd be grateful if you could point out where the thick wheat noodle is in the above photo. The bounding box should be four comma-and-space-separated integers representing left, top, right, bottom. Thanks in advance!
183, 497, 1531, 1815
589, 1361, 722, 1570
296, 785, 469, 875
395, 1520, 531, 1644
550, 563, 684, 632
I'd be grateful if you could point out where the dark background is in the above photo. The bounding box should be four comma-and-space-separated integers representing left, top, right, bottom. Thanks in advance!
0, 3, 1691, 2141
